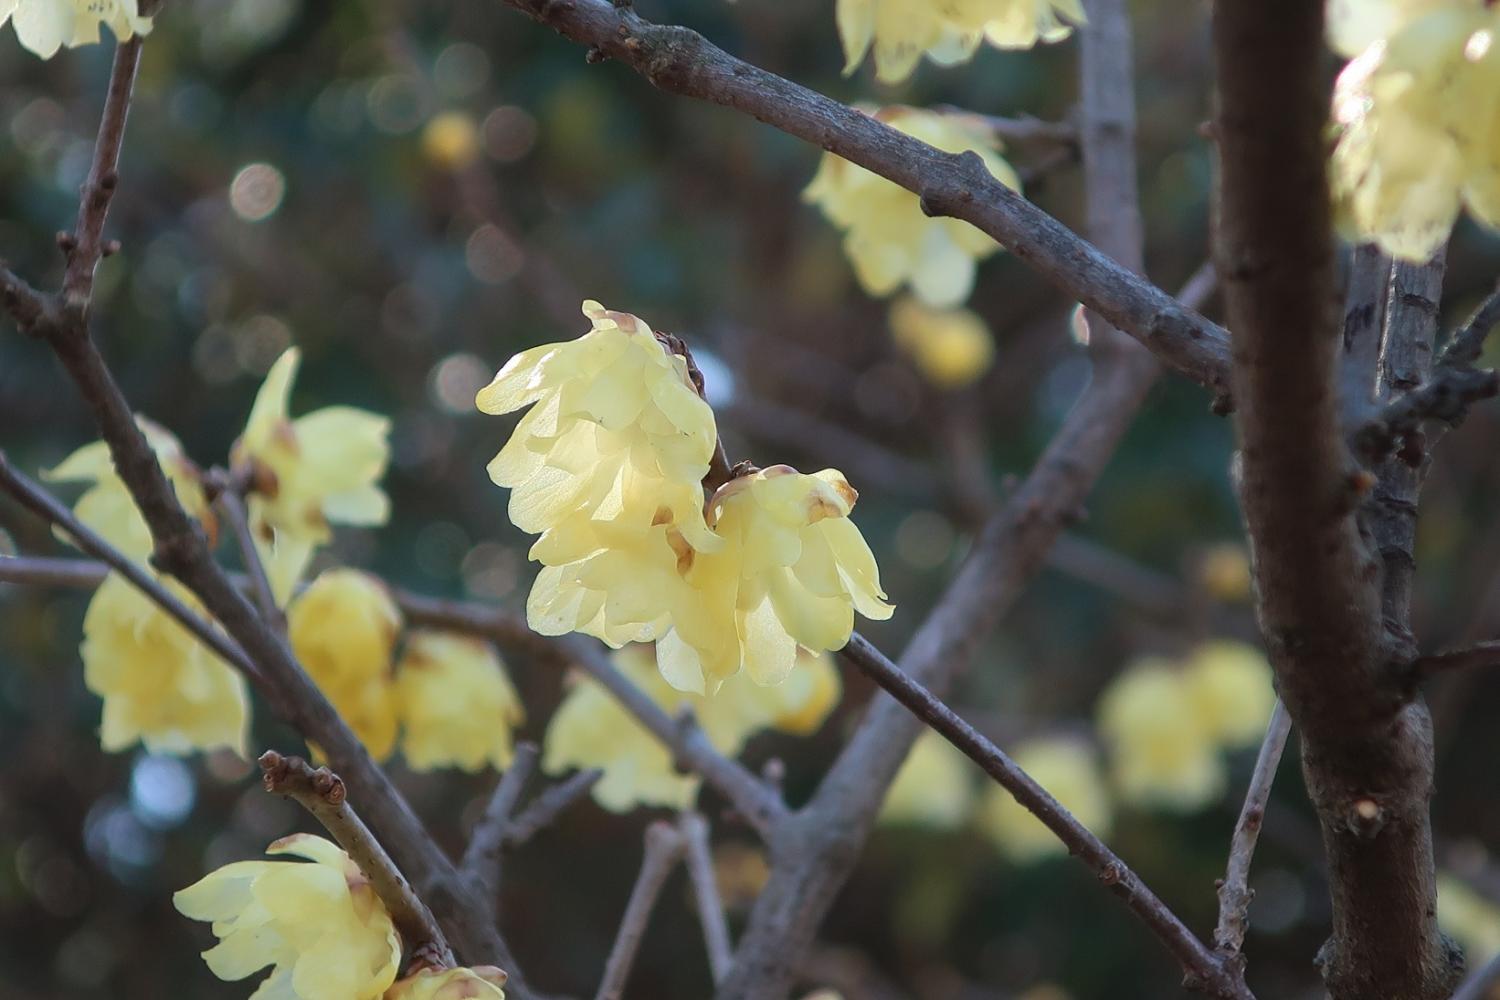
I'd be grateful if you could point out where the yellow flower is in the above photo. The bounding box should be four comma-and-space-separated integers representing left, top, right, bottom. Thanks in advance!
978, 737, 1112, 863
804, 107, 1020, 308
836, 0, 1083, 83
1181, 641, 1276, 750
81, 572, 249, 756
232, 347, 391, 552
736, 650, 843, 736
421, 112, 482, 171
1439, 873, 1500, 966
889, 296, 995, 388
542, 644, 839, 812
386, 966, 508, 1000
1097, 658, 1224, 811
659, 466, 893, 693
395, 631, 525, 772
1329, 3, 1500, 260
1326, 0, 1456, 57
45, 417, 213, 562
1198, 542, 1251, 603
287, 569, 402, 761
879, 730, 974, 829
477, 301, 721, 649
174, 834, 401, 1000
0, 0, 151, 58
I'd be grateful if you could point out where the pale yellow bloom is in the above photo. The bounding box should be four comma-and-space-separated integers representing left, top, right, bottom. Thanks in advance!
287, 569, 402, 761
1198, 542, 1252, 603
978, 737, 1112, 862
0, 0, 150, 58
1329, 3, 1500, 259
1327, 0, 1456, 57
879, 730, 974, 829
232, 347, 391, 552
836, 0, 1084, 83
660, 466, 893, 693
1181, 641, 1277, 750
1438, 873, 1500, 965
889, 296, 995, 388
736, 650, 843, 736
45, 417, 212, 563
174, 834, 401, 1000
385, 966, 508, 1000
395, 631, 525, 772
543, 644, 839, 812
804, 107, 1020, 308
81, 572, 249, 756
478, 301, 720, 650
1098, 658, 1225, 811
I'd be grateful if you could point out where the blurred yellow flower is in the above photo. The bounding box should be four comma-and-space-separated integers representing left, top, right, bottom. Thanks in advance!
45, 417, 212, 563
174, 834, 401, 1000
0, 0, 151, 59
880, 730, 974, 829
738, 650, 843, 736
1198, 542, 1252, 603
543, 644, 839, 812
287, 569, 402, 761
81, 572, 248, 756
804, 107, 1020, 308
385, 966, 509, 1000
1098, 658, 1225, 811
836, 0, 1083, 83
421, 112, 482, 170
889, 296, 995, 388
660, 466, 893, 693
1181, 641, 1277, 750
232, 347, 391, 555
1438, 873, 1500, 966
1326, 0, 1456, 57
395, 631, 525, 772
1329, 3, 1500, 260
979, 737, 1112, 863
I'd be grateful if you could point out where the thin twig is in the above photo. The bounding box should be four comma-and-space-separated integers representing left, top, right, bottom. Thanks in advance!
462, 742, 540, 902
210, 473, 283, 630
1441, 282, 1500, 369
837, 633, 1252, 1000
0, 264, 54, 333
678, 811, 733, 983
1451, 952, 1500, 1000
1214, 701, 1292, 964
1413, 641, 1500, 679
259, 750, 456, 970
503, 768, 604, 848
596, 821, 685, 1000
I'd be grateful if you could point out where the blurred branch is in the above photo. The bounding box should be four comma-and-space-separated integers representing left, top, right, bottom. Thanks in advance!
1451, 954, 1500, 1000
1214, 701, 1292, 966
208, 471, 284, 631
596, 821, 685, 1000
1045, 532, 1188, 618
503, 768, 603, 848
678, 812, 733, 984
1440, 281, 1500, 369
462, 742, 540, 908
259, 750, 456, 970
494, 0, 1235, 400
1413, 641, 1500, 679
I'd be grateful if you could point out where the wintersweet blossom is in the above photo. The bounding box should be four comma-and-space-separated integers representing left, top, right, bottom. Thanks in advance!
1180, 641, 1276, 749
978, 737, 1112, 862
174, 834, 401, 1000
889, 296, 995, 388
287, 569, 402, 761
879, 730, 974, 829
477, 301, 721, 649
1097, 657, 1224, 811
836, 0, 1084, 83
804, 107, 1020, 308
232, 348, 391, 557
45, 417, 212, 562
542, 644, 840, 812
1, 0, 151, 59
386, 966, 509, 1000
658, 466, 893, 693
1328, 1, 1500, 259
395, 631, 525, 772
81, 572, 248, 756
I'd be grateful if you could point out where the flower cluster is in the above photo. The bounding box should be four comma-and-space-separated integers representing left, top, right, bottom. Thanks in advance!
1, 0, 151, 59
1328, 0, 1500, 260
543, 643, 842, 812
835, 0, 1084, 83
479, 301, 892, 694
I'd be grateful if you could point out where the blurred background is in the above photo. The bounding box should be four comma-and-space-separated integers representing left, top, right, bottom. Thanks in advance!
4, 1, 1500, 997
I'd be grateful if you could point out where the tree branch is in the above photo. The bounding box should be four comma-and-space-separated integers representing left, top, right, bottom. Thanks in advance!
1413, 641, 1500, 679
259, 750, 456, 970
462, 742, 540, 907
596, 821, 685, 1000
209, 472, 284, 630
494, 0, 1233, 400
1214, 701, 1292, 965
1451, 952, 1500, 1000
1440, 282, 1500, 369
679, 811, 733, 984
1339, 245, 1391, 425
502, 768, 603, 848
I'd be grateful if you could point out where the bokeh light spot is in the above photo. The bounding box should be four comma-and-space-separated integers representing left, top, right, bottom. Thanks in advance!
229, 162, 286, 222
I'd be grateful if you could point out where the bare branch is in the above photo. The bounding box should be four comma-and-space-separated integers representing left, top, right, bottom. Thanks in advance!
259, 751, 456, 970
1214, 701, 1292, 965
1441, 282, 1500, 369
1413, 641, 1500, 679
1451, 953, 1500, 1000
596, 821, 685, 1000
1354, 366, 1500, 463
495, 0, 1234, 399
503, 768, 603, 848
462, 742, 540, 905
209, 472, 284, 631
0, 264, 54, 333
678, 812, 733, 983
0, 553, 107, 589
1339, 245, 1391, 425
